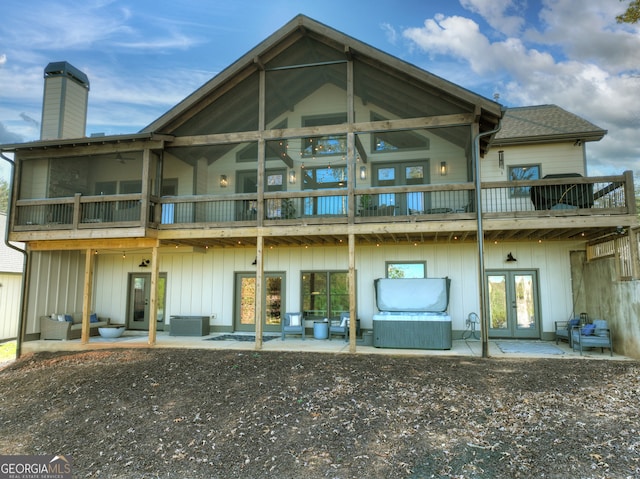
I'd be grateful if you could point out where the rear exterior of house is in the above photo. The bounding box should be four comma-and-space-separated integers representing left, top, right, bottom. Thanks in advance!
2, 15, 637, 350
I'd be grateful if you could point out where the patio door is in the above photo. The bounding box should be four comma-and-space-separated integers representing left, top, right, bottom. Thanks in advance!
234, 272, 285, 332
127, 273, 167, 331
236, 169, 286, 220
486, 270, 540, 339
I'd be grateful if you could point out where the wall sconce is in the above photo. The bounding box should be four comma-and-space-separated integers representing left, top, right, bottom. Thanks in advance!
440, 161, 447, 176
219, 175, 228, 188
139, 259, 150, 267
360, 166, 367, 180
498, 150, 504, 169
506, 252, 517, 262
289, 169, 296, 184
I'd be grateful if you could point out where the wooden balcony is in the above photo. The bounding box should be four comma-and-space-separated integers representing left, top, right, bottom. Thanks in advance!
11, 172, 637, 247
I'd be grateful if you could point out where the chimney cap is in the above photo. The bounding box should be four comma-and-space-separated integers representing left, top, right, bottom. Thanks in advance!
44, 61, 90, 89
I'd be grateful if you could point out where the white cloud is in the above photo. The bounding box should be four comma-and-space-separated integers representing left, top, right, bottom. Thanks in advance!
0, 54, 6, 66
402, 0, 640, 175
0, 1, 202, 53
460, 0, 525, 36
380, 22, 398, 45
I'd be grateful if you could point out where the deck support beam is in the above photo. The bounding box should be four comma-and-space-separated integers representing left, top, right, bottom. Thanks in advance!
81, 248, 95, 344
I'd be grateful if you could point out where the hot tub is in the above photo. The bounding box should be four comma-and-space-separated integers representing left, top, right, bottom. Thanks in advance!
372, 278, 452, 350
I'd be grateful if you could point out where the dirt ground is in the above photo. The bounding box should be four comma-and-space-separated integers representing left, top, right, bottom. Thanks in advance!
0, 348, 639, 479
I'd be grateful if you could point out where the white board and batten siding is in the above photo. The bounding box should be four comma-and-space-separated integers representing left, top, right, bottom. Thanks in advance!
24, 239, 582, 337
84, 241, 580, 335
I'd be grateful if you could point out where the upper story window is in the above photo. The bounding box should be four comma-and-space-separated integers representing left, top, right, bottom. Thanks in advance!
371, 113, 430, 152
509, 165, 541, 197
302, 114, 347, 157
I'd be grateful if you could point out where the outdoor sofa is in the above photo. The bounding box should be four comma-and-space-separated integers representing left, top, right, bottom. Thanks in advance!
40, 313, 111, 340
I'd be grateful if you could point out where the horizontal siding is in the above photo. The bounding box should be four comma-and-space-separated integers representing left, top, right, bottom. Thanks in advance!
483, 142, 586, 181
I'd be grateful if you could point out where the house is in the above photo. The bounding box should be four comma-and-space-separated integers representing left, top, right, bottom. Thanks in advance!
0, 213, 24, 341
1, 15, 637, 353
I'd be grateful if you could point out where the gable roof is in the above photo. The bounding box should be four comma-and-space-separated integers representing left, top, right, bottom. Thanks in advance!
495, 105, 607, 145
141, 14, 504, 152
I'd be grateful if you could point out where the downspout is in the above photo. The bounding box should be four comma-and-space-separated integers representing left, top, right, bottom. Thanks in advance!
0, 151, 28, 359
473, 115, 504, 359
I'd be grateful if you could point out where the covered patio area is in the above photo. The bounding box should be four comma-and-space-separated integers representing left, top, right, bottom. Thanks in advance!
19, 330, 628, 360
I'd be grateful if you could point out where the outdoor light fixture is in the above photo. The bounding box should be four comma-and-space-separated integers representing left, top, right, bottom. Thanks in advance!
506, 252, 517, 262
219, 175, 228, 188
289, 169, 296, 184
498, 150, 505, 169
139, 259, 150, 267
360, 165, 367, 180
440, 161, 447, 176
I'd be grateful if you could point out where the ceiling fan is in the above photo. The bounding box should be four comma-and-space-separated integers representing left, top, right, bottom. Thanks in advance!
114, 153, 136, 164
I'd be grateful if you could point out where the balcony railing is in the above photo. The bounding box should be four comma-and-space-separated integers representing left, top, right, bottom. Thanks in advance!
12, 172, 635, 234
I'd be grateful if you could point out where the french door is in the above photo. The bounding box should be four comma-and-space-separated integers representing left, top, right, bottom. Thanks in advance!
486, 270, 540, 339
234, 272, 285, 332
127, 273, 167, 331
372, 161, 429, 214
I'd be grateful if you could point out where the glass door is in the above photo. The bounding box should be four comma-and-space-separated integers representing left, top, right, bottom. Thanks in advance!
372, 161, 429, 215
234, 272, 285, 332
127, 273, 167, 331
486, 270, 540, 339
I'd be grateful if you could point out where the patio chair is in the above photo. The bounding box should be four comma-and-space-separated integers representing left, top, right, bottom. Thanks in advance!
281, 312, 305, 340
571, 319, 612, 356
329, 312, 350, 342
555, 317, 581, 346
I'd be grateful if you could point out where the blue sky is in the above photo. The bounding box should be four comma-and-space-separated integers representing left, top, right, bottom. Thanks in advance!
1, 0, 639, 180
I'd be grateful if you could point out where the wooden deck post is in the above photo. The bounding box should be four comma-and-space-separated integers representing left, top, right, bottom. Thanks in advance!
630, 227, 640, 280
348, 233, 356, 353
81, 248, 95, 344
255, 235, 264, 350
148, 245, 159, 345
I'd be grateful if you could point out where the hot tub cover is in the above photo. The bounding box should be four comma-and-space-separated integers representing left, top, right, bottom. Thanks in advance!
374, 278, 451, 312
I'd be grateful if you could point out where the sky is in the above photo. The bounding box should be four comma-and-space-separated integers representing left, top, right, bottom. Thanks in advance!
0, 0, 638, 181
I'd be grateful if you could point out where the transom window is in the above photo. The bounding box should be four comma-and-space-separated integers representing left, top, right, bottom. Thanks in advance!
302, 114, 347, 157
371, 113, 430, 152
386, 261, 426, 278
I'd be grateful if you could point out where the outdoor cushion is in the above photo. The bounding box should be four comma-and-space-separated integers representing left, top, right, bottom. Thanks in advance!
289, 314, 300, 327
581, 323, 596, 336
90, 313, 99, 323
64, 314, 74, 322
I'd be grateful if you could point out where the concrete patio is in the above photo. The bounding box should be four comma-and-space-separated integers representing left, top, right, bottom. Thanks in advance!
19, 330, 629, 360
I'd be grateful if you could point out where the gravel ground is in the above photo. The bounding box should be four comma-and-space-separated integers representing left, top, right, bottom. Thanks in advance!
1, 348, 639, 478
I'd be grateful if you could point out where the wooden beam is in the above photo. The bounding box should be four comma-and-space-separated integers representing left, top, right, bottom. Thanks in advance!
354, 135, 367, 164
81, 248, 94, 345
630, 227, 640, 279
148, 245, 159, 346
255, 235, 264, 350
348, 233, 356, 353
15, 139, 168, 159
168, 113, 475, 148
27, 238, 160, 251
